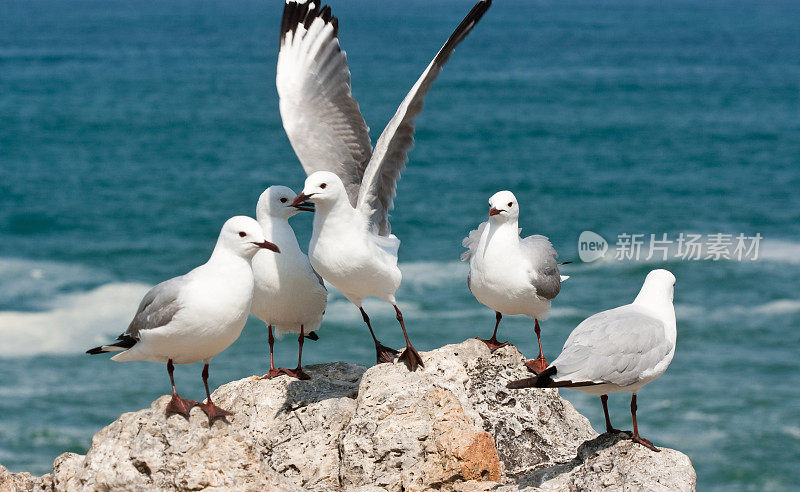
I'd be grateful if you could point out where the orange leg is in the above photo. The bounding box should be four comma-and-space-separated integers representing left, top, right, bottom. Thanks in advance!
279, 325, 311, 380
630, 394, 659, 452
165, 359, 197, 418
525, 319, 549, 374
198, 363, 232, 423
477, 311, 509, 351
394, 305, 424, 371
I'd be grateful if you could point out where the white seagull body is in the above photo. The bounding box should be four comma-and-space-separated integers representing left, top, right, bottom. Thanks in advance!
298, 171, 414, 367
508, 269, 677, 451
463, 190, 564, 372
250, 186, 327, 379
278, 0, 493, 370
88, 216, 280, 420
304, 183, 401, 306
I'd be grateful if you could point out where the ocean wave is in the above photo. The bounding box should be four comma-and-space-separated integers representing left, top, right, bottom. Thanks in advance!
0, 257, 152, 357
675, 299, 800, 322
399, 261, 467, 287
0, 282, 150, 358
0, 257, 114, 309
4, 254, 794, 358
321, 298, 495, 324
758, 240, 800, 264
749, 299, 800, 315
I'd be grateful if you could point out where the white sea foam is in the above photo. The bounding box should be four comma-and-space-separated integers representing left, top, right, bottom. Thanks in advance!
675, 299, 800, 324
0, 257, 113, 305
784, 426, 800, 440
398, 261, 467, 287
0, 282, 150, 357
750, 299, 800, 315
759, 239, 800, 264
0, 256, 151, 358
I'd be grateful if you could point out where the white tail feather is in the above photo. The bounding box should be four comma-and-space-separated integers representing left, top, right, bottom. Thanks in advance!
101, 345, 126, 352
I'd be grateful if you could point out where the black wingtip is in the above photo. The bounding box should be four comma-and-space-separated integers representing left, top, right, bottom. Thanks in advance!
86, 335, 136, 355
281, 1, 340, 44
436, 0, 493, 64
305, 331, 319, 341
559, 261, 573, 266
507, 376, 539, 389
508, 366, 558, 389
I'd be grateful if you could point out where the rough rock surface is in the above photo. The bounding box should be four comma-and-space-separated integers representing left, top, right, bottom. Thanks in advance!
510, 433, 696, 491
8, 340, 696, 491
0, 464, 51, 492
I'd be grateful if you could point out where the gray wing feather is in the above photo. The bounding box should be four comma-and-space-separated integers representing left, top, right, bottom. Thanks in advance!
521, 233, 561, 300
551, 305, 671, 386
278, 2, 372, 206
123, 276, 184, 339
356, 0, 492, 235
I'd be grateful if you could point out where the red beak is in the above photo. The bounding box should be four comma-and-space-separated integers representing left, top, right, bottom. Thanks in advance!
488, 207, 501, 216
291, 193, 314, 209
253, 240, 280, 253
293, 201, 315, 212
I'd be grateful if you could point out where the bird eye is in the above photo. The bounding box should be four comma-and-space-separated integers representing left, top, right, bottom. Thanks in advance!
320, 183, 327, 189
238, 231, 246, 237
280, 197, 288, 203
508, 202, 513, 207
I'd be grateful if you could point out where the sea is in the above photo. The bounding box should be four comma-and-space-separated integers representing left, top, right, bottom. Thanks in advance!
1, 0, 799, 489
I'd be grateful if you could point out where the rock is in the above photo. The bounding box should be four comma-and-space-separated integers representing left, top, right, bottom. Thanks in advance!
511, 433, 697, 491
12, 339, 695, 491
338, 339, 591, 490
0, 464, 52, 492
52, 361, 363, 491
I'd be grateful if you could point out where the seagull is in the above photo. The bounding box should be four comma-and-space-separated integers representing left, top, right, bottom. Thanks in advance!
87, 216, 280, 421
507, 269, 677, 452
250, 186, 327, 380
462, 190, 566, 374
278, 0, 492, 370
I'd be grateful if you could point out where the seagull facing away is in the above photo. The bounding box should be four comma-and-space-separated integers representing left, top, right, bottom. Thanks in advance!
250, 186, 327, 380
462, 190, 565, 374
87, 216, 280, 421
279, 0, 492, 370
507, 269, 677, 452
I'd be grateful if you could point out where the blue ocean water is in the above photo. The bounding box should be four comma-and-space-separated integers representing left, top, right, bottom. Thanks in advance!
1, 0, 799, 488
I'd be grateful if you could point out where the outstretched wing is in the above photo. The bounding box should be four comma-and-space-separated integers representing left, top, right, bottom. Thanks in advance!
356, 0, 492, 235
520, 233, 561, 300
277, 1, 372, 206
550, 305, 671, 387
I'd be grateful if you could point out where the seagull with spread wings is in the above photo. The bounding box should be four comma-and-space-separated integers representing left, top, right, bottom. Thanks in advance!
277, 0, 492, 370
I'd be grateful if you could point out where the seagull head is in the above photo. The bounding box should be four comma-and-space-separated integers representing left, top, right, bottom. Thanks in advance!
293, 171, 347, 209
487, 190, 519, 222
258, 185, 313, 221
219, 216, 280, 258
637, 269, 676, 304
